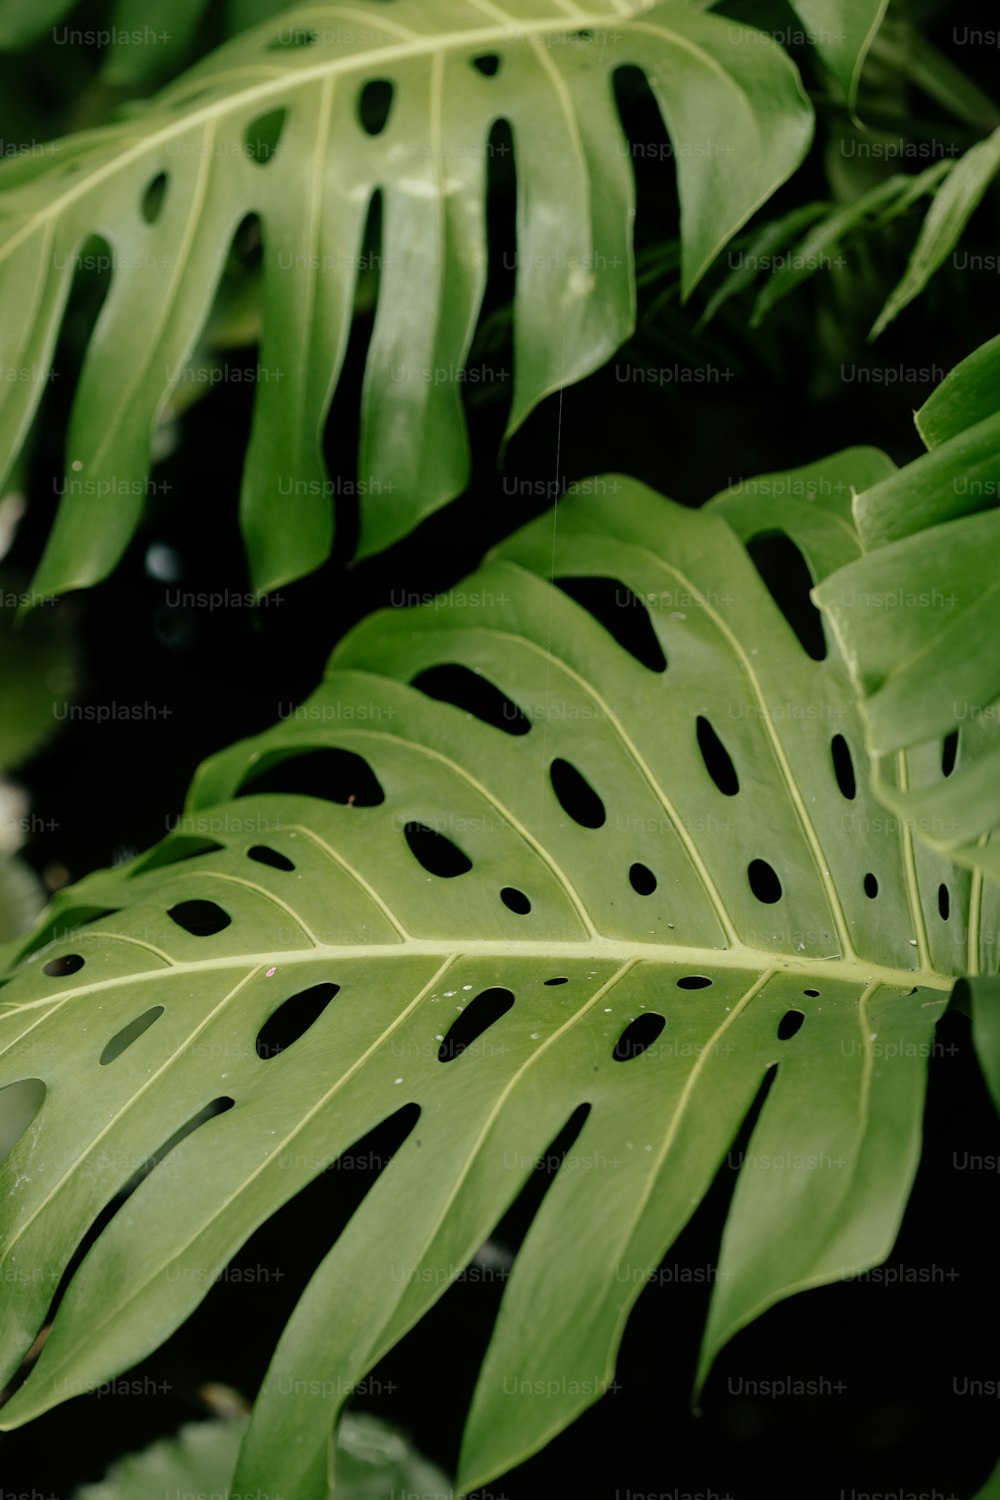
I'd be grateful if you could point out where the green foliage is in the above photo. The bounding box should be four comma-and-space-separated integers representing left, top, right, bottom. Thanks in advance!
1, 2, 998, 1494
71, 1411, 451, 1499
784, 0, 888, 110
815, 335, 1000, 884
0, 468, 988, 1493
870, 123, 1000, 335
0, 0, 813, 598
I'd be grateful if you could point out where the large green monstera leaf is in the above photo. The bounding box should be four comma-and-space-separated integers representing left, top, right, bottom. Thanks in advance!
0, 469, 987, 1496
0, 0, 813, 596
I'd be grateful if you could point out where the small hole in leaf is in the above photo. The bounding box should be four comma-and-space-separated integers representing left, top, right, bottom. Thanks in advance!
244, 108, 287, 164
473, 52, 501, 75
864, 873, 878, 899
358, 79, 395, 135
438, 987, 514, 1062
777, 1009, 804, 1040
257, 983, 340, 1058
831, 734, 856, 800
501, 887, 531, 914
266, 28, 317, 49
241, 747, 384, 806
554, 577, 666, 673
803, 988, 820, 997
100, 1006, 164, 1066
613, 1012, 665, 1062
676, 975, 712, 990
247, 845, 295, 872
942, 730, 959, 777
696, 716, 739, 796
746, 533, 826, 660
550, 758, 605, 828
629, 863, 656, 895
404, 822, 472, 877
412, 664, 529, 735
938, 884, 950, 921
42, 953, 84, 977
140, 172, 168, 224
748, 859, 782, 904
168, 900, 231, 936
544, 977, 568, 986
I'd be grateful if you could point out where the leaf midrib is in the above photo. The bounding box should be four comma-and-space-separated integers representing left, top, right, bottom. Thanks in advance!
0, 940, 957, 1028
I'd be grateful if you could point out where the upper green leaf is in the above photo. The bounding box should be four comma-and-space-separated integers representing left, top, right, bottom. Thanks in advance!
0, 466, 982, 1495
0, 0, 813, 597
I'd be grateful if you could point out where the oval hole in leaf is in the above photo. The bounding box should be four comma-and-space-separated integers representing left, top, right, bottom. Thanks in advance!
100, 1006, 164, 1066
168, 900, 231, 936
777, 1009, 804, 1040
803, 988, 820, 997
550, 758, 605, 828
676, 975, 712, 990
140, 171, 168, 224
942, 729, 959, 777
244, 108, 287, 165
241, 747, 384, 806
938, 883, 950, 921
748, 859, 782, 904
613, 1012, 665, 1062
555, 577, 666, 673
404, 822, 472, 877
629, 862, 657, 895
501, 887, 531, 914
830, 734, 856, 800
42, 953, 84, 977
358, 79, 395, 135
696, 716, 739, 795
864, 872, 878, 899
0, 1079, 45, 1166
247, 845, 295, 872
438, 987, 514, 1062
412, 663, 529, 735
746, 533, 826, 660
257, 983, 340, 1059
128, 837, 224, 876
473, 52, 501, 75
544, 977, 568, 986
